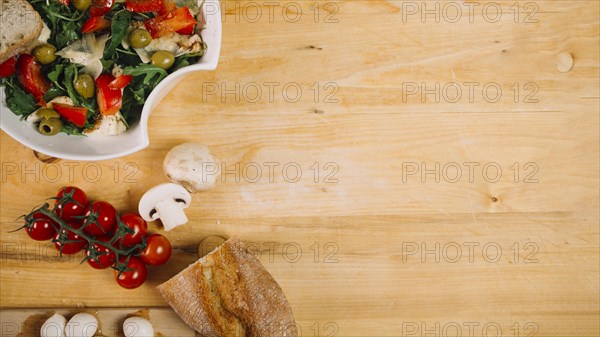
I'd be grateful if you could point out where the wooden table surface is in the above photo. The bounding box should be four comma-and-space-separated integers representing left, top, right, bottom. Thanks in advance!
1, 1, 599, 336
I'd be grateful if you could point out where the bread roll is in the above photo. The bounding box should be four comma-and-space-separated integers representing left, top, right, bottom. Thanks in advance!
0, 0, 43, 63
158, 237, 298, 337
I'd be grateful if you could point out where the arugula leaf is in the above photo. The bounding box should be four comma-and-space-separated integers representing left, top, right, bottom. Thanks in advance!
61, 122, 86, 136
29, 0, 84, 50
171, 51, 204, 72
63, 64, 81, 106
123, 64, 168, 85
44, 87, 66, 102
104, 11, 132, 59
3, 78, 37, 116
46, 64, 65, 83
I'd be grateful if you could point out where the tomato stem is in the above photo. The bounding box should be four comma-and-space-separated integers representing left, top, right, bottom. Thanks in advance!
22, 193, 147, 272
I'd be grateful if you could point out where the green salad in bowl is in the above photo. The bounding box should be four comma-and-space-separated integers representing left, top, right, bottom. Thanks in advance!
1, 0, 207, 136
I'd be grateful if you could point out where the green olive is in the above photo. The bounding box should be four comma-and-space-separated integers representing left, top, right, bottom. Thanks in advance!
129, 29, 152, 49
37, 108, 59, 120
72, 0, 92, 11
73, 73, 95, 99
38, 118, 63, 136
151, 50, 175, 70
32, 44, 57, 65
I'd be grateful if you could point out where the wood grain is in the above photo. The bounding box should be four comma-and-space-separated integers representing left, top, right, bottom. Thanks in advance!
1, 1, 598, 336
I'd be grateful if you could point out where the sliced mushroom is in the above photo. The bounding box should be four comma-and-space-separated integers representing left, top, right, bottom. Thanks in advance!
163, 143, 220, 193
138, 183, 192, 231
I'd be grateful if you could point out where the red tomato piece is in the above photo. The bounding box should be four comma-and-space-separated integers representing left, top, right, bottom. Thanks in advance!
114, 256, 147, 289
108, 75, 133, 90
16, 54, 51, 103
0, 56, 18, 78
117, 213, 148, 247
90, 0, 114, 16
54, 226, 87, 255
82, 16, 112, 33
86, 237, 116, 269
144, 7, 196, 39
96, 73, 122, 115
55, 186, 88, 222
139, 234, 172, 266
125, 0, 164, 13
176, 25, 195, 35
52, 103, 88, 128
83, 201, 117, 236
55, 0, 69, 5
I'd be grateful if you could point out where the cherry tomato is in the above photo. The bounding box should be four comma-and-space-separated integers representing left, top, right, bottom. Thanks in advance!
114, 256, 147, 289
139, 234, 172, 266
83, 201, 117, 236
54, 225, 87, 255
30, 211, 50, 220
55, 186, 88, 222
26, 218, 57, 241
86, 236, 116, 269
117, 213, 148, 247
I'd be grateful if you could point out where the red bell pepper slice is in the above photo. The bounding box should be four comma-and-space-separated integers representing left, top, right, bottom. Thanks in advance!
16, 54, 51, 103
96, 73, 122, 116
82, 16, 112, 34
125, 0, 164, 13
53, 103, 88, 128
90, 0, 114, 17
144, 7, 196, 39
108, 75, 133, 90
0, 56, 18, 78
177, 25, 195, 35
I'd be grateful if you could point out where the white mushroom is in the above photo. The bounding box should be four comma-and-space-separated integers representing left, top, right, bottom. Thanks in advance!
41, 313, 67, 337
65, 313, 98, 337
163, 143, 220, 193
139, 183, 192, 231
123, 316, 154, 337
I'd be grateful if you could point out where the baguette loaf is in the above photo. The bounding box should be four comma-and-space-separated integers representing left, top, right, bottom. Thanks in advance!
158, 237, 298, 337
0, 0, 43, 63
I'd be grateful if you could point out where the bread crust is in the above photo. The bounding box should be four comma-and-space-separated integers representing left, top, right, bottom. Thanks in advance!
158, 237, 298, 337
0, 0, 43, 63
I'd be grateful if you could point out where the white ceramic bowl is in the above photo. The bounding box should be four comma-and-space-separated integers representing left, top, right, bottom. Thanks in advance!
0, 0, 221, 161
